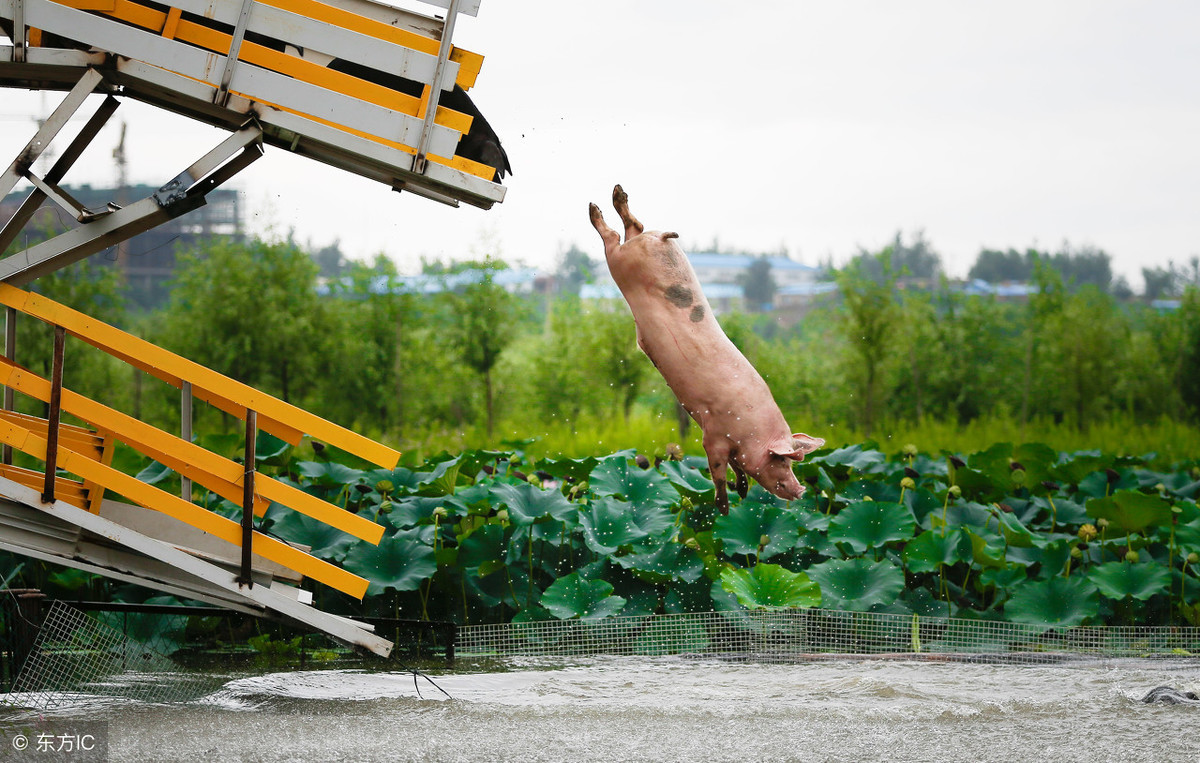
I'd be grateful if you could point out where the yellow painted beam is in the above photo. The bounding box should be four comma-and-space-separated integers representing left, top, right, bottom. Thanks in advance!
0, 358, 384, 544
50, 0, 477, 132
0, 285, 400, 470
0, 418, 369, 599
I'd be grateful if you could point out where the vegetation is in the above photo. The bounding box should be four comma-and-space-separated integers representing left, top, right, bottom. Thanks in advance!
3, 231, 1200, 635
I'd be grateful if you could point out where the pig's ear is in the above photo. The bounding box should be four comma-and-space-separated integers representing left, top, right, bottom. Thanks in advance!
771, 433, 825, 461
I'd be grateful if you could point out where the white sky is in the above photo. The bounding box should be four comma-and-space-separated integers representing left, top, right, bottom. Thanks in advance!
2, 1, 1198, 289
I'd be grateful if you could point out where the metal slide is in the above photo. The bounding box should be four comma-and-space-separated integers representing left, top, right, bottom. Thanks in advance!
0, 0, 505, 655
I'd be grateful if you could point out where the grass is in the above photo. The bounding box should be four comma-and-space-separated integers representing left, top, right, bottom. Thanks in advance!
387, 408, 1200, 467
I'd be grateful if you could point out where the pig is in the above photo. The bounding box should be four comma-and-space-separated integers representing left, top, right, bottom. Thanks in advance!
588, 184, 825, 513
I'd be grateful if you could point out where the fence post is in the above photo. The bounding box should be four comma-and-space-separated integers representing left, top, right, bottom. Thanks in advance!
237, 410, 257, 587
3, 306, 15, 465
3, 589, 45, 688
42, 326, 66, 503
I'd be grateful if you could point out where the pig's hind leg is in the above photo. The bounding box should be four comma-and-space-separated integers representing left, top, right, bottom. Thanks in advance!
589, 202, 621, 256
612, 184, 644, 241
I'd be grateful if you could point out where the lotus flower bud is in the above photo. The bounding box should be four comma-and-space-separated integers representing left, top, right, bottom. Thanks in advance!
948, 485, 962, 499
1011, 469, 1026, 486
1190, 552, 1200, 564
433, 506, 448, 518
901, 477, 916, 490
1078, 524, 1098, 542
1126, 549, 1139, 563
1070, 546, 1082, 559
902, 444, 919, 458
1097, 517, 1110, 528
375, 480, 394, 493
759, 535, 771, 548
496, 509, 509, 523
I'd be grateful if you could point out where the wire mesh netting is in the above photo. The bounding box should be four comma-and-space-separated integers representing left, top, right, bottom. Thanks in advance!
457, 608, 1200, 665
3, 599, 221, 710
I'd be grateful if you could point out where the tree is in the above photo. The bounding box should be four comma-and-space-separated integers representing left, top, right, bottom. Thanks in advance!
554, 245, 598, 297
441, 257, 520, 439
970, 248, 1036, 283
738, 256, 776, 312
836, 248, 900, 436
157, 237, 322, 405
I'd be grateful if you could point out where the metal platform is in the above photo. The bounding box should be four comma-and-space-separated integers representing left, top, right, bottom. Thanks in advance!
0, 0, 506, 209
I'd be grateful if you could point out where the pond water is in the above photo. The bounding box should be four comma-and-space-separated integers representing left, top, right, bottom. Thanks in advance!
4, 656, 1200, 762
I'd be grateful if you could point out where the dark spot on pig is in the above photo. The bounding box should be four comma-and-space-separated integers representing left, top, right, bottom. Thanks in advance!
665, 284, 693, 308
690, 305, 705, 323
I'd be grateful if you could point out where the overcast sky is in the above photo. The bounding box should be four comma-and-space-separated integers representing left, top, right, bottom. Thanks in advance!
2, 1, 1198, 289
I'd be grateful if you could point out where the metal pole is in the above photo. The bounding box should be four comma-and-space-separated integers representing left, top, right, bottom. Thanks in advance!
238, 410, 257, 587
412, 0, 461, 174
180, 381, 192, 502
42, 326, 65, 504
3, 307, 15, 465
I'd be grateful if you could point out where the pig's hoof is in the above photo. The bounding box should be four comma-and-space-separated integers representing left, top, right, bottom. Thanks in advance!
613, 184, 628, 206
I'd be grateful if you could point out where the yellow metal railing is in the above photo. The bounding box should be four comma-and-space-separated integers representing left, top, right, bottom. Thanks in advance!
0, 283, 400, 600
43, 0, 496, 181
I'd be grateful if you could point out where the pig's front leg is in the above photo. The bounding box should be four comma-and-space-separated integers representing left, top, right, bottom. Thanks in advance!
730, 461, 749, 500
707, 450, 734, 515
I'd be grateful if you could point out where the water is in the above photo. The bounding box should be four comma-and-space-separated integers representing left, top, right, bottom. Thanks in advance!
4, 656, 1200, 762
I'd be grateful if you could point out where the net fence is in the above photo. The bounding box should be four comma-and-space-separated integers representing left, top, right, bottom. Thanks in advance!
457, 608, 1200, 665
3, 600, 220, 710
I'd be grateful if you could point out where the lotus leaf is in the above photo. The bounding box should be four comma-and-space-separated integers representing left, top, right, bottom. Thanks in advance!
295, 460, 365, 486
540, 572, 626, 620
902, 528, 969, 573
589, 457, 678, 508
658, 460, 716, 497
811, 444, 886, 475
491, 482, 576, 525
579, 496, 650, 554
1086, 490, 1174, 534
136, 459, 174, 485
456, 523, 507, 571
714, 501, 802, 559
805, 558, 904, 611
266, 505, 358, 561
965, 529, 1009, 570
342, 530, 436, 594
1003, 575, 1099, 629
1089, 561, 1172, 601
719, 563, 820, 609
827, 501, 916, 554
613, 539, 704, 585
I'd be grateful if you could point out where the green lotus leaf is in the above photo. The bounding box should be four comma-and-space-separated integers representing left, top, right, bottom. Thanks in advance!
902, 528, 969, 573
810, 444, 885, 475
719, 563, 820, 610
456, 522, 506, 571
714, 501, 802, 559
254, 431, 292, 463
295, 460, 365, 486
805, 558, 904, 611
1004, 575, 1099, 630
827, 501, 916, 554
1088, 561, 1172, 601
136, 459, 175, 485
265, 504, 359, 561
1051, 450, 1113, 486
534, 454, 601, 485
491, 482, 576, 524
579, 496, 649, 554
385, 495, 466, 528
589, 457, 678, 508
1086, 489, 1174, 534
657, 459, 716, 497
964, 529, 1009, 570
994, 510, 1034, 548
613, 539, 704, 584
413, 457, 462, 496
342, 529, 436, 594
540, 572, 626, 620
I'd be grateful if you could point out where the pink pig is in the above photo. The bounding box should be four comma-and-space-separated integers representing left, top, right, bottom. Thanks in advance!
588, 185, 824, 513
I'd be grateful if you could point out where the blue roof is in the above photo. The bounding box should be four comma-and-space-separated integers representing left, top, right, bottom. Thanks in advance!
319, 268, 541, 296
687, 253, 817, 272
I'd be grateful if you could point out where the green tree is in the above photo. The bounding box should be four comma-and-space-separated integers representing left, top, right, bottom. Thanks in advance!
1178, 287, 1200, 420
836, 248, 899, 436
441, 257, 520, 439
553, 245, 598, 297
738, 256, 777, 312
157, 237, 322, 405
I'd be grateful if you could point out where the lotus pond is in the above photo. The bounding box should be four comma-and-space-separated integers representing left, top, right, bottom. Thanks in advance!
124, 438, 1200, 640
